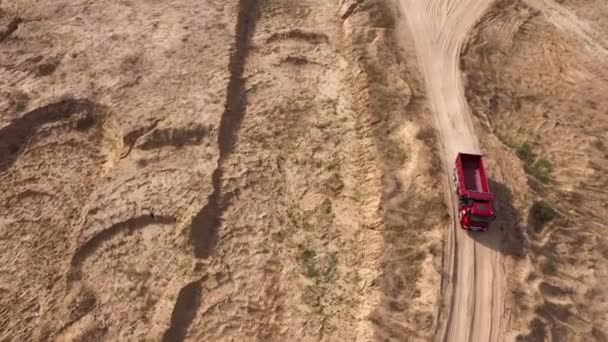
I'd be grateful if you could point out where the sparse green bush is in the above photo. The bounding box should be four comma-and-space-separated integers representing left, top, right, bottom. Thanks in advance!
530, 201, 557, 233
299, 248, 318, 278
533, 158, 553, 183
298, 247, 339, 282
15, 101, 27, 112
319, 198, 332, 215
514, 142, 553, 183
12, 92, 30, 113
515, 142, 534, 163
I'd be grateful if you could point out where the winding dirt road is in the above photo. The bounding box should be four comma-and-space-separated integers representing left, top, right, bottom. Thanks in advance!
396, 0, 505, 341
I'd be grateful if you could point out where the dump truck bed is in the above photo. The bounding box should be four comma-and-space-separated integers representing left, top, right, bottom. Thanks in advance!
455, 153, 491, 196
461, 155, 488, 192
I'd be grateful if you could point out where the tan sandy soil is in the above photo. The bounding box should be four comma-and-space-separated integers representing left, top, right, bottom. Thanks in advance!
1, 0, 236, 340
555, 0, 608, 37
174, 0, 447, 340
394, 0, 511, 341
3, 0, 607, 340
462, 0, 608, 340
0, 0, 445, 340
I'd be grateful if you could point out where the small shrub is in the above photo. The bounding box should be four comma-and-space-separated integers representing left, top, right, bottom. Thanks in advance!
301, 284, 322, 308
384, 142, 407, 167
299, 248, 318, 278
514, 142, 553, 183
13, 92, 30, 113
414, 311, 434, 330
515, 142, 534, 163
271, 230, 286, 243
533, 158, 553, 183
530, 201, 557, 233
15, 101, 27, 112
324, 173, 344, 195
319, 198, 332, 215
322, 253, 338, 281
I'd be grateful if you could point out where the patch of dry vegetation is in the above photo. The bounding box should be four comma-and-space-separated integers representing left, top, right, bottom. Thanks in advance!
343, 0, 447, 339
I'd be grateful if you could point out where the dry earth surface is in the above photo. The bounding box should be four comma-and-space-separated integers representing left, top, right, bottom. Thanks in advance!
395, 0, 507, 341
463, 0, 608, 340
1, 0, 444, 340
1, 0, 607, 341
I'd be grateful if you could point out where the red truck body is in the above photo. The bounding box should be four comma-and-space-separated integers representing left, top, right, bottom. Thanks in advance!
453, 153, 496, 231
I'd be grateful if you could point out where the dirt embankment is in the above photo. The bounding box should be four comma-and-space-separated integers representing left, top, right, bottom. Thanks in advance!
0, 0, 444, 340
344, 0, 447, 339
171, 0, 445, 339
462, 0, 608, 340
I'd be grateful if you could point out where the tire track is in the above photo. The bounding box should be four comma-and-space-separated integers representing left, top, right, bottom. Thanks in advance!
0, 99, 100, 173
395, 0, 503, 341
69, 215, 176, 280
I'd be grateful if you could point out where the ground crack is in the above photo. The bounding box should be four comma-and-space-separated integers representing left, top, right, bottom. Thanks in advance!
163, 0, 261, 340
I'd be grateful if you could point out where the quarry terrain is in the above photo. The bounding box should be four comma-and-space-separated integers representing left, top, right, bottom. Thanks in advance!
462, 0, 608, 339
0, 0, 606, 341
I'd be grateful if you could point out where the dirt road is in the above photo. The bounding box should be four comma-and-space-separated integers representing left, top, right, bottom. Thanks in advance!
396, 0, 505, 341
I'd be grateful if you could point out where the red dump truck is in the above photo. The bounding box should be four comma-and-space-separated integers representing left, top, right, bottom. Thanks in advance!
453, 153, 496, 231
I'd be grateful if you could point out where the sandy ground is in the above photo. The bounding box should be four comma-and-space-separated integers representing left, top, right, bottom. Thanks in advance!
395, 0, 507, 341
463, 0, 608, 340
0, 0, 444, 340
2, 0, 608, 341
1, 0, 236, 340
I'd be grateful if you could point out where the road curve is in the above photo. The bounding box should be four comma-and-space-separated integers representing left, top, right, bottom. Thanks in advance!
395, 0, 505, 341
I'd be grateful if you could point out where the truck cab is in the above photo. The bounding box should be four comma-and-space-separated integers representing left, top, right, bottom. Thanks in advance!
453, 153, 496, 231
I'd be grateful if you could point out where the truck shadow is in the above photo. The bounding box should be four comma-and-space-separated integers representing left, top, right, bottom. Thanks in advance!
467, 179, 525, 257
